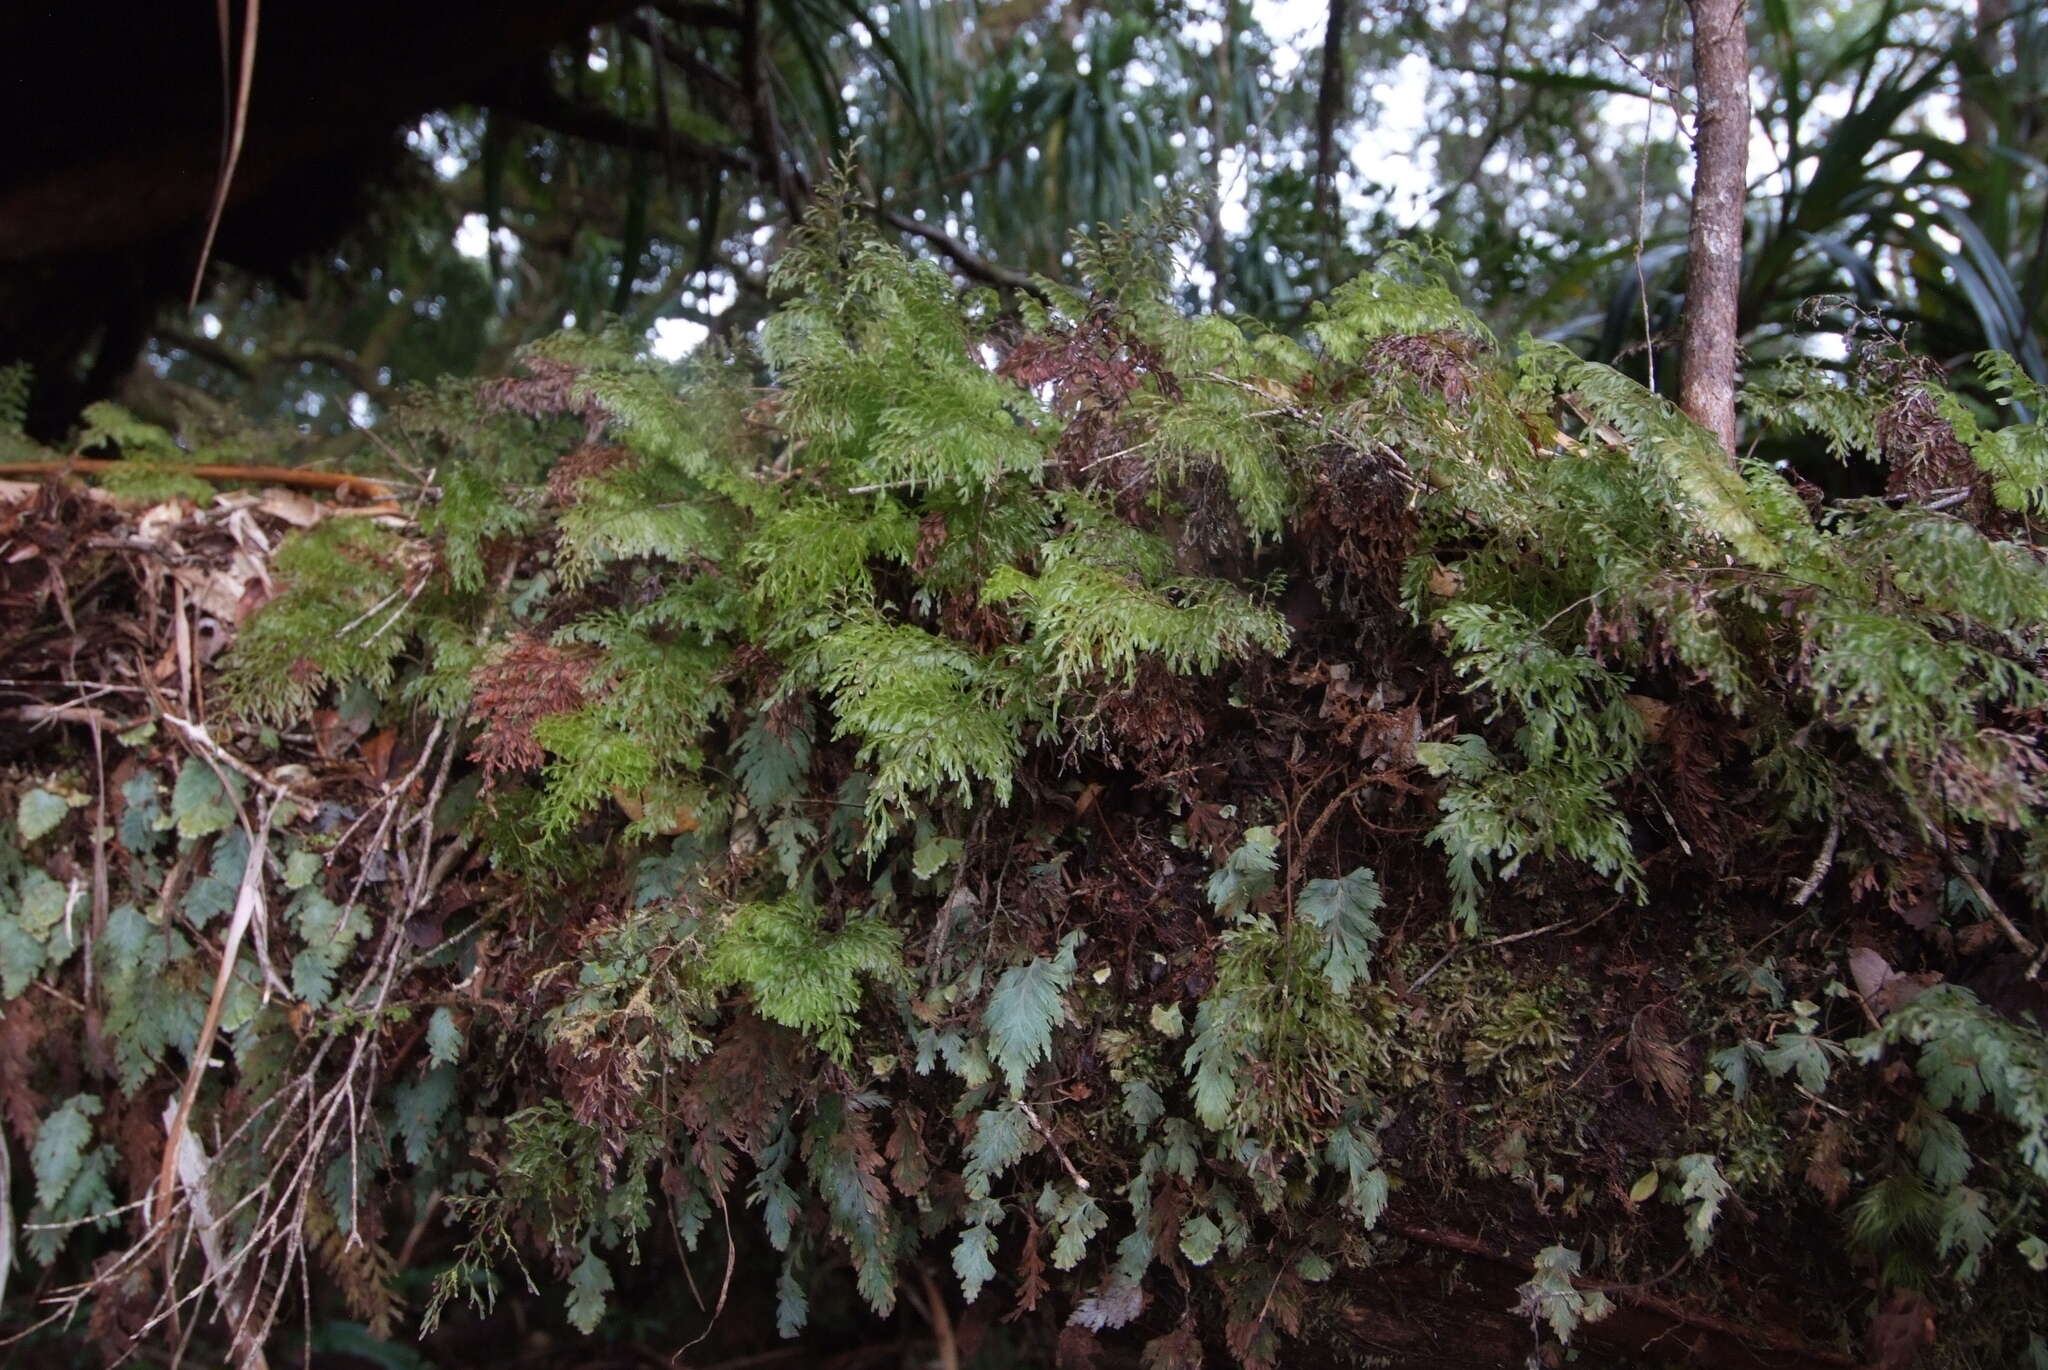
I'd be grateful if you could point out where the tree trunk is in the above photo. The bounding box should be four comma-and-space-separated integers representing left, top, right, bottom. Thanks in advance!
1959, 0, 2010, 150
1677, 0, 1750, 459
1312, 0, 1352, 293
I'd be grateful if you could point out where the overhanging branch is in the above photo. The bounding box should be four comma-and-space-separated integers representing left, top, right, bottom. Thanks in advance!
879, 209, 1044, 298
498, 73, 756, 177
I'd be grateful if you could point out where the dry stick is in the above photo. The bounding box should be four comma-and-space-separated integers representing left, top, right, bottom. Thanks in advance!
204, 924, 411, 1353
138, 556, 496, 1351
1788, 815, 1840, 907
161, 1101, 270, 1370
161, 711, 295, 998
1391, 1223, 1857, 1367
224, 725, 462, 1342
154, 803, 276, 1227
1018, 1102, 1089, 1191
673, 1186, 738, 1359
190, 0, 261, 306
0, 1130, 12, 1312
0, 458, 396, 501
1407, 906, 1617, 996
161, 713, 307, 806
1902, 796, 2039, 966
87, 714, 110, 1004
918, 1266, 961, 1370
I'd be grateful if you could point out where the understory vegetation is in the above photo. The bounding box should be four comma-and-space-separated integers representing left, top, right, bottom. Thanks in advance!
4, 202, 2048, 1368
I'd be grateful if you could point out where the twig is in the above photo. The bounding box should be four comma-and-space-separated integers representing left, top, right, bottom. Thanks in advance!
160, 1100, 270, 1369
1392, 1222, 1857, 1367
1407, 906, 1616, 995
189, 0, 261, 306
7, 702, 145, 732
1904, 797, 2038, 963
0, 458, 393, 500
1018, 1102, 1089, 1191
876, 207, 1044, 297
154, 803, 276, 1228
1788, 816, 1839, 907
918, 1266, 960, 1370
0, 1122, 11, 1311
160, 713, 307, 805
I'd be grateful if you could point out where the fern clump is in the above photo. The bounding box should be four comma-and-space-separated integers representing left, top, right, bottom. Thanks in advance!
7, 201, 2048, 1370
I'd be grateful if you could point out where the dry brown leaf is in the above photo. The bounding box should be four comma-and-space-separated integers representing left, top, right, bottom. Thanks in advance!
252, 488, 325, 527
1627, 1006, 1689, 1104
1865, 1288, 1937, 1370
1804, 1119, 1850, 1207
1625, 694, 1671, 742
1847, 944, 1941, 1016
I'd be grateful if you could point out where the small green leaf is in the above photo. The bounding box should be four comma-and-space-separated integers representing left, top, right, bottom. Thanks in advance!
953, 1222, 998, 1301
1049, 1190, 1107, 1269
985, 931, 1083, 1094
0, 914, 49, 998
17, 789, 70, 843
565, 1248, 613, 1334
1184, 996, 1242, 1129
1674, 1154, 1730, 1255
1121, 1080, 1165, 1136
282, 849, 324, 890
17, 870, 70, 940
31, 1094, 101, 1207
426, 1008, 465, 1067
118, 772, 165, 853
1178, 1213, 1222, 1266
1761, 1031, 1842, 1094
1629, 1170, 1661, 1203
776, 1260, 810, 1336
391, 1066, 457, 1167
170, 758, 238, 841
1298, 866, 1384, 993
1206, 826, 1278, 918
912, 835, 963, 880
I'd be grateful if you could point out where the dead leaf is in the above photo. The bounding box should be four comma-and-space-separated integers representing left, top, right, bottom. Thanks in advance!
253, 488, 325, 527
1056, 1325, 1102, 1370
360, 729, 397, 784
1849, 945, 1894, 1002
1627, 1006, 1689, 1103
1847, 945, 1940, 1016
1864, 1288, 1936, 1370
1804, 1119, 1850, 1207
1625, 695, 1671, 743
1955, 920, 2004, 956
312, 708, 370, 760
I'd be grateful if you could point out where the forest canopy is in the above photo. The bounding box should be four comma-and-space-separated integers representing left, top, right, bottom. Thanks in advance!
1, 0, 2043, 442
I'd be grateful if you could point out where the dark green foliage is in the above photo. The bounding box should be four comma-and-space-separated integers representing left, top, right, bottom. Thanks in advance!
6, 210, 2048, 1369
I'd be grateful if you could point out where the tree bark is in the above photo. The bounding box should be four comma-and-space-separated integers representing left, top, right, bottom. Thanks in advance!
1959, 0, 2010, 150
1312, 0, 1351, 231
1677, 0, 1750, 459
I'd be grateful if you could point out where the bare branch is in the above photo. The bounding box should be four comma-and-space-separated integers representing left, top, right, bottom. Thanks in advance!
879, 208, 1045, 298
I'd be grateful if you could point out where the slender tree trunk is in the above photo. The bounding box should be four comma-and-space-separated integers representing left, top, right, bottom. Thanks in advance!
1678, 0, 1750, 458
1312, 0, 1352, 292
1960, 0, 2009, 151
1201, 0, 1244, 309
